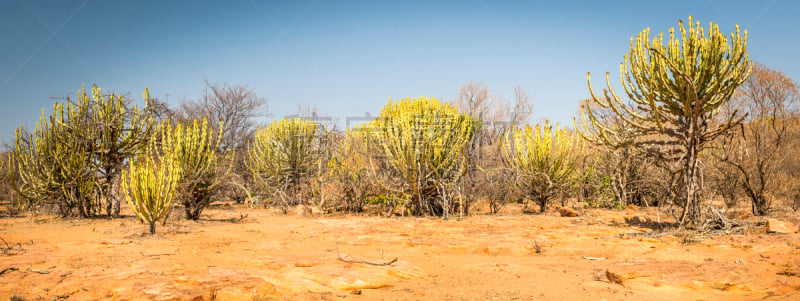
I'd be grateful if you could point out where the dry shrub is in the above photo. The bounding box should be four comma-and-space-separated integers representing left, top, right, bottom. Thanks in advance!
710, 63, 799, 215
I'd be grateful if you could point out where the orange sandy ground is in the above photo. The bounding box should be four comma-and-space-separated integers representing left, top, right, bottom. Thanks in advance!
1, 203, 799, 300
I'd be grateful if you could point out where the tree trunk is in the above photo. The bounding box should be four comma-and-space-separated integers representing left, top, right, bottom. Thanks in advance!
753, 195, 769, 216
679, 135, 702, 227
149, 222, 156, 235
538, 198, 547, 214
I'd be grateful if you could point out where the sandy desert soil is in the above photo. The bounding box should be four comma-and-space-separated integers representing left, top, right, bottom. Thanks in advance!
1, 203, 799, 300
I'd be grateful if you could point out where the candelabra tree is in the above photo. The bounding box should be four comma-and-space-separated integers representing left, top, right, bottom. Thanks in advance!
576, 16, 751, 226
11, 101, 98, 216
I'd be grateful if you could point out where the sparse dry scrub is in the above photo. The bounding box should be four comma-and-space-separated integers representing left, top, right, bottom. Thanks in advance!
710, 63, 799, 215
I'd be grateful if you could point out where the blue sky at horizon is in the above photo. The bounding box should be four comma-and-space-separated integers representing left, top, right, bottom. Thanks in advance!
1, 0, 798, 144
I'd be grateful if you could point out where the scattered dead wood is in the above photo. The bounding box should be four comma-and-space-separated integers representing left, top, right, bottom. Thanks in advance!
200, 213, 249, 224
57, 271, 73, 284
532, 240, 542, 254
55, 290, 77, 299
606, 231, 672, 240
582, 256, 606, 261
0, 267, 18, 276
140, 251, 176, 257
1, 236, 24, 255
27, 266, 51, 274
702, 206, 741, 231
335, 243, 397, 266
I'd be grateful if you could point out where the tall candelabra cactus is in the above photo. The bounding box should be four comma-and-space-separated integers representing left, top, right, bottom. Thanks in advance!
364, 96, 479, 217
121, 149, 181, 234
10, 84, 154, 217
576, 16, 751, 226
11, 101, 98, 216
502, 121, 583, 213
248, 118, 324, 210
159, 117, 226, 220
84, 85, 155, 217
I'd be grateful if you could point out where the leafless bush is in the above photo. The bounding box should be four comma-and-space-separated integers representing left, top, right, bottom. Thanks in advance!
453, 81, 532, 214
575, 99, 668, 210
178, 79, 269, 206
711, 63, 799, 215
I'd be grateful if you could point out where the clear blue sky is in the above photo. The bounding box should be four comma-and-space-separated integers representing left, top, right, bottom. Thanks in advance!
1, 0, 798, 144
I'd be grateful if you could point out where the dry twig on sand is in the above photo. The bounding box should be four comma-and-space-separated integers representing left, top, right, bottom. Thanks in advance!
27, 266, 51, 274
140, 251, 177, 257
0, 236, 24, 255
0, 267, 18, 276
335, 243, 397, 266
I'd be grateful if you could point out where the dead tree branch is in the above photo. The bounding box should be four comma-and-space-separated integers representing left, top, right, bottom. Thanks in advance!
335, 243, 397, 266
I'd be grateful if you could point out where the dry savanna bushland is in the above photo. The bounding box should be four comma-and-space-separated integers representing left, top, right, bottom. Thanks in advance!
1, 16, 799, 300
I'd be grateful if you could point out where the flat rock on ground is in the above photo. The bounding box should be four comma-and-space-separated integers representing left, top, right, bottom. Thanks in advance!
766, 218, 799, 234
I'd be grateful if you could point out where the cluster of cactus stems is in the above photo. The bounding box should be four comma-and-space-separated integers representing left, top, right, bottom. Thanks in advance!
576, 16, 751, 226
86, 85, 155, 216
502, 121, 583, 213
360, 96, 479, 216
159, 117, 227, 220
12, 100, 87, 216
10, 85, 154, 217
121, 148, 181, 234
248, 118, 325, 209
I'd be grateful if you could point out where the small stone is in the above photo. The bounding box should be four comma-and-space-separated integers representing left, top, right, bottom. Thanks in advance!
558, 207, 579, 217
766, 218, 798, 234
350, 289, 362, 295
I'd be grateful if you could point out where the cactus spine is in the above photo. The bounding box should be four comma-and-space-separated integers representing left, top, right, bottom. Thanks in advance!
364, 96, 478, 217
576, 16, 751, 226
121, 148, 181, 234
502, 121, 583, 213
